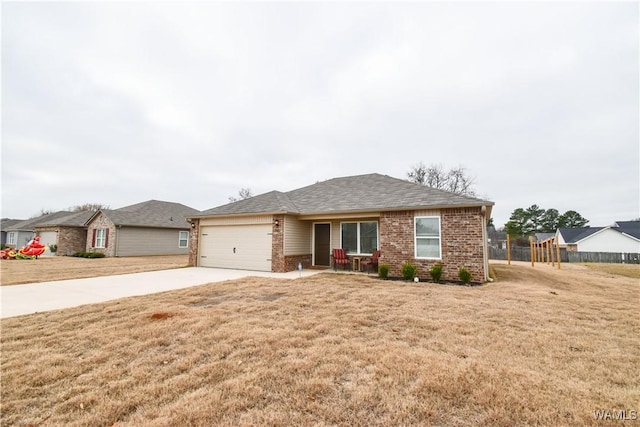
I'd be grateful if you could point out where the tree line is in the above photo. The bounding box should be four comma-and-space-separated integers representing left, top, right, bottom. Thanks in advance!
504, 205, 589, 237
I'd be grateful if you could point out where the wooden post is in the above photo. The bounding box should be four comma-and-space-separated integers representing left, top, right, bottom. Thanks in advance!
507, 234, 511, 265
556, 241, 561, 270
546, 241, 551, 265
550, 238, 555, 267
530, 237, 535, 267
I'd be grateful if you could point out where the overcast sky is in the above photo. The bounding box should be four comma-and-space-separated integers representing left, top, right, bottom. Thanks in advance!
2, 1, 638, 228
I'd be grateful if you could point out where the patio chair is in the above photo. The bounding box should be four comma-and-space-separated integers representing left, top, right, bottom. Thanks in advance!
332, 248, 350, 271
361, 250, 380, 273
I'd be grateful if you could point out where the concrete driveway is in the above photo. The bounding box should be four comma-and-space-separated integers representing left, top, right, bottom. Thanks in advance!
0, 267, 322, 319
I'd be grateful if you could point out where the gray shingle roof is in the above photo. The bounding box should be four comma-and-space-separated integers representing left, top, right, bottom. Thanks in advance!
94, 200, 201, 229
558, 227, 604, 243
35, 211, 95, 228
1, 218, 24, 230
197, 173, 493, 217
614, 221, 640, 239
5, 211, 76, 231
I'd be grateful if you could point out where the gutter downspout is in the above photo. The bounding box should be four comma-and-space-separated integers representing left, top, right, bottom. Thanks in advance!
481, 206, 490, 282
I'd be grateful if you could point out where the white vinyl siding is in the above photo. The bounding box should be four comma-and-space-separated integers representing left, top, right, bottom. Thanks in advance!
415, 216, 441, 259
284, 216, 312, 256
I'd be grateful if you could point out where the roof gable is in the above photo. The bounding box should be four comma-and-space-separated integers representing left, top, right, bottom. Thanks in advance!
35, 210, 95, 228
197, 173, 493, 217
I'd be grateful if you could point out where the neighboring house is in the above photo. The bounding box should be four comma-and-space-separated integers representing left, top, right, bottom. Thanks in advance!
487, 225, 507, 249
556, 221, 640, 253
188, 173, 494, 282
1, 218, 24, 246
534, 232, 555, 242
85, 200, 201, 257
4, 211, 78, 249
34, 211, 95, 256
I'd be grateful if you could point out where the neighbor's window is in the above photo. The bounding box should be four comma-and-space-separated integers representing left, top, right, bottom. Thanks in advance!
95, 229, 107, 248
415, 216, 441, 259
179, 231, 189, 248
7, 232, 16, 245
341, 221, 378, 254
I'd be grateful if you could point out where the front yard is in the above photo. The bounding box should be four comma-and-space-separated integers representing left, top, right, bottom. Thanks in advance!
1, 263, 638, 426
0, 255, 189, 285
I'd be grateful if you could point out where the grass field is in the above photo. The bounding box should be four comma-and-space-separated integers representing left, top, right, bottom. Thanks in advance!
1, 262, 638, 426
0, 255, 189, 285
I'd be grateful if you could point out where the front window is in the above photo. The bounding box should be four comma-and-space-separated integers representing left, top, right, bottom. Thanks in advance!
415, 216, 441, 259
7, 232, 16, 245
178, 231, 189, 248
95, 229, 107, 248
341, 221, 378, 254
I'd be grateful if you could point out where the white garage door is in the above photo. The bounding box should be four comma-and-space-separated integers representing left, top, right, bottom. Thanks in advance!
199, 224, 272, 271
38, 231, 58, 247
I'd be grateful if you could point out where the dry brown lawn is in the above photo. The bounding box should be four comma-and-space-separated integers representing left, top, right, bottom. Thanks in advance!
0, 255, 189, 286
1, 262, 638, 426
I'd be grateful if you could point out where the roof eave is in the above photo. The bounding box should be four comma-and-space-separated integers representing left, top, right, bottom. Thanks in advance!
190, 202, 492, 221
187, 210, 296, 220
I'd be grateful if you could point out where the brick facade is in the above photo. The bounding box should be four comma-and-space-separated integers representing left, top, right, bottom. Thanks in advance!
188, 219, 199, 266
380, 207, 486, 283
271, 214, 284, 272
37, 226, 87, 256
86, 214, 117, 257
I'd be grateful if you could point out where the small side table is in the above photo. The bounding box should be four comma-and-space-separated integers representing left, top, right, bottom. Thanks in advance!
352, 256, 362, 272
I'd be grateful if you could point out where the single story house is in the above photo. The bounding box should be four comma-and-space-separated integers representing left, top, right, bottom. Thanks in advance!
188, 173, 494, 282
556, 221, 640, 253
1, 218, 24, 247
487, 225, 507, 249
34, 210, 95, 256
85, 200, 201, 257
4, 211, 79, 250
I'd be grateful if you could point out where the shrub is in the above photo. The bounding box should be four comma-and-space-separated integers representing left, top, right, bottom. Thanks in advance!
71, 252, 106, 259
378, 263, 390, 279
401, 261, 418, 281
429, 263, 443, 283
459, 267, 472, 284
49, 244, 58, 253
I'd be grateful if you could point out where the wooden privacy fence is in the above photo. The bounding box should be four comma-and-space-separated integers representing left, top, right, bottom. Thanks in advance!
490, 247, 640, 264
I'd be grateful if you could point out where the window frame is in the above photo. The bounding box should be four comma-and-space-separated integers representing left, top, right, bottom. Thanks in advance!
95, 228, 107, 248
340, 221, 379, 255
414, 216, 442, 260
7, 232, 16, 245
178, 230, 189, 248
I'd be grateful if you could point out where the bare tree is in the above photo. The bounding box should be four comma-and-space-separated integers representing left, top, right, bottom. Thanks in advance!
70, 203, 109, 212
229, 188, 253, 203
30, 208, 55, 218
407, 163, 476, 196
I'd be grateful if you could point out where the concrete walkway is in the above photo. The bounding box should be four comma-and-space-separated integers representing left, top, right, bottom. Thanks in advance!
0, 267, 322, 319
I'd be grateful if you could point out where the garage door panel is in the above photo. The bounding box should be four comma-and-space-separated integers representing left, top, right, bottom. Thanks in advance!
200, 225, 272, 271
38, 231, 58, 247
